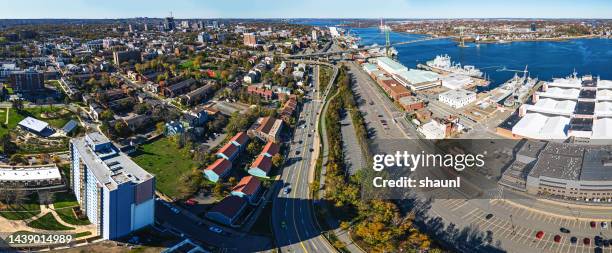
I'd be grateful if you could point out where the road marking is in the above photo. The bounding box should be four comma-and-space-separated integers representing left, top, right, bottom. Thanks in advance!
461, 208, 478, 219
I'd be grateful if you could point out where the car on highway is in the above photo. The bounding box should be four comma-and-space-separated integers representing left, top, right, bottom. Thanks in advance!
283, 187, 291, 195
591, 221, 597, 228
560, 227, 571, 233
184, 199, 198, 206
535, 231, 544, 240
309, 148, 314, 152
378, 114, 383, 118
554, 235, 561, 243
298, 140, 303, 144
604, 240, 610, 247
584, 238, 591, 245
295, 150, 301, 155
570, 236, 578, 244
369, 101, 374, 105
209, 226, 223, 234
281, 221, 287, 229
485, 213, 494, 220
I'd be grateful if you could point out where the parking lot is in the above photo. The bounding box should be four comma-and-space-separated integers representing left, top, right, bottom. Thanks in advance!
433, 199, 612, 253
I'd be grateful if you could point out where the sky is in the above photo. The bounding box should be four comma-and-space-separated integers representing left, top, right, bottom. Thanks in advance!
1, 0, 611, 19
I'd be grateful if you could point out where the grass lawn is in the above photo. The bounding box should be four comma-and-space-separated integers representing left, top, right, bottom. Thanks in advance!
23, 106, 75, 129
132, 137, 200, 198
27, 213, 74, 231
0, 193, 41, 220
55, 208, 90, 226
0, 105, 75, 137
0, 107, 26, 137
75, 231, 92, 238
53, 192, 79, 209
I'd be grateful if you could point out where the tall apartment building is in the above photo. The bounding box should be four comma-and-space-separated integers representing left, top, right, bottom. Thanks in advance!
70, 132, 155, 239
164, 16, 176, 31
243, 33, 257, 47
10, 68, 45, 93
113, 50, 141, 65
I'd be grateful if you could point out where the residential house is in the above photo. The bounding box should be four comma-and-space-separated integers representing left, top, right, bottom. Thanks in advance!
203, 158, 232, 183
163, 78, 196, 98
248, 155, 272, 178
247, 85, 274, 100
231, 176, 262, 205
260, 141, 280, 158
205, 196, 247, 226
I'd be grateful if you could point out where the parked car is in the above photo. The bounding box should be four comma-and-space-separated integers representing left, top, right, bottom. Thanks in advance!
560, 227, 571, 234
209, 226, 223, 234
570, 237, 578, 244
591, 221, 597, 228
283, 187, 292, 195
485, 213, 494, 220
185, 199, 198, 206
535, 231, 544, 240
554, 235, 561, 243
584, 238, 591, 245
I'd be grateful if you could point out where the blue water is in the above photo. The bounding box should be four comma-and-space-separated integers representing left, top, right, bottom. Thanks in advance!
348, 27, 612, 87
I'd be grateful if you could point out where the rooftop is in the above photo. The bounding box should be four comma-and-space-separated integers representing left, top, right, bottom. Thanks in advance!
0, 165, 61, 182
72, 132, 154, 190
231, 176, 261, 195
18, 117, 49, 133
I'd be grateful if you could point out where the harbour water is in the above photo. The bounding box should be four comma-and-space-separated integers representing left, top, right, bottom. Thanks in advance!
346, 26, 612, 88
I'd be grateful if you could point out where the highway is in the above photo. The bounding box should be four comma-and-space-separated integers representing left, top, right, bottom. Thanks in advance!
271, 63, 339, 253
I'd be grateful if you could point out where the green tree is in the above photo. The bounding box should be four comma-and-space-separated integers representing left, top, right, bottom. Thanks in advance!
272, 154, 283, 168
1, 134, 18, 155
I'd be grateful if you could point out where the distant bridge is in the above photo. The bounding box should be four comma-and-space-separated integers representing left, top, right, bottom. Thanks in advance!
287, 36, 453, 59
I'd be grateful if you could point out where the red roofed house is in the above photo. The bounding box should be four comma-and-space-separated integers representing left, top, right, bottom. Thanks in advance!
203, 158, 233, 183
231, 176, 262, 204
229, 132, 249, 150
247, 85, 274, 100
205, 196, 247, 226
217, 142, 239, 161
260, 141, 280, 158
248, 155, 272, 178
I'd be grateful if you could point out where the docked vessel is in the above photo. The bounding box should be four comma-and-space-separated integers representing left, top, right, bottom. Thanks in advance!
498, 66, 538, 106
426, 54, 484, 78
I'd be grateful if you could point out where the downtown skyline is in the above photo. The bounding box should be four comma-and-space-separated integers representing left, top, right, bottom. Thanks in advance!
1, 0, 612, 19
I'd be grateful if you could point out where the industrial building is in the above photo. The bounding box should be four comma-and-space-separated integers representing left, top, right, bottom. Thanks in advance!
504, 75, 612, 141
70, 132, 155, 239
438, 89, 477, 109
500, 141, 612, 203
375, 57, 441, 92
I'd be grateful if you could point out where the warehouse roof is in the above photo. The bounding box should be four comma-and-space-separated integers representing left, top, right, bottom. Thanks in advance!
526, 98, 575, 115
581, 148, 612, 181
396, 69, 440, 84
512, 113, 569, 140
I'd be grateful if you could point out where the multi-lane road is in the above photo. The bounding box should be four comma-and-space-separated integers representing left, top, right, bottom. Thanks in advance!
272, 63, 338, 253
